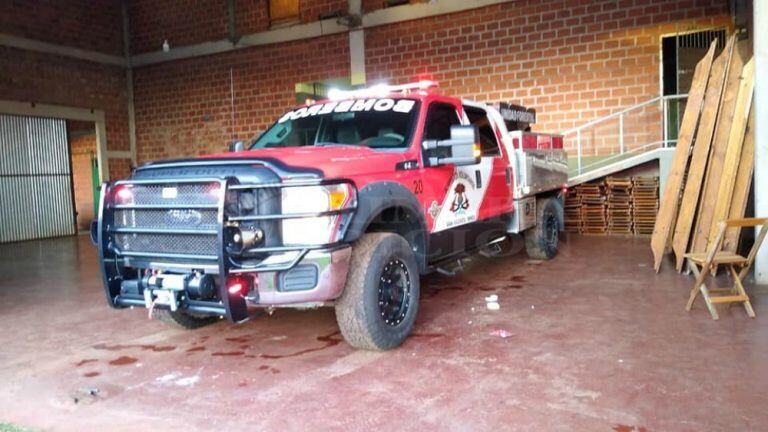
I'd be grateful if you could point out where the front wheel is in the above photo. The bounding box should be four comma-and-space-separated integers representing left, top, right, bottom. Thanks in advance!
525, 197, 561, 260
334, 233, 420, 350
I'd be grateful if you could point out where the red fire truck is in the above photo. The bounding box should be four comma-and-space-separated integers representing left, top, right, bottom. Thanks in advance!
93, 81, 567, 350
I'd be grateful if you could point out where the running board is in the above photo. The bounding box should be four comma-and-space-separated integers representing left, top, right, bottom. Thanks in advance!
435, 259, 464, 276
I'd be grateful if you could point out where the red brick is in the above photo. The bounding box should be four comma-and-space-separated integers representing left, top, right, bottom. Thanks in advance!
0, 0, 123, 55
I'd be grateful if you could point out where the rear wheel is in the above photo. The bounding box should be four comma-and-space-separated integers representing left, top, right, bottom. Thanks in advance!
335, 233, 420, 350
154, 308, 218, 329
525, 198, 561, 260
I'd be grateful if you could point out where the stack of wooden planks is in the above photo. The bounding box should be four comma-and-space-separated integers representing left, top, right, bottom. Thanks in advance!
632, 177, 659, 236
651, 35, 756, 272
578, 182, 607, 234
606, 177, 633, 235
564, 188, 582, 233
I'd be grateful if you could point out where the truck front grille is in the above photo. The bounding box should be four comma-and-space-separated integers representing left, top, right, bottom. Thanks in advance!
115, 233, 218, 256
111, 182, 222, 259
114, 209, 219, 230
130, 183, 221, 206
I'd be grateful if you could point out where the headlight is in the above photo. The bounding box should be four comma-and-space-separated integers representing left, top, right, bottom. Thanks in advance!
281, 183, 355, 246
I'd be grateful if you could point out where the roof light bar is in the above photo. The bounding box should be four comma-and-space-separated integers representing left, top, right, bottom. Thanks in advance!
327, 80, 438, 100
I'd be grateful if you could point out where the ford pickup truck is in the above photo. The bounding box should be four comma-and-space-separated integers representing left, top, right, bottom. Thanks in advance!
93, 81, 567, 350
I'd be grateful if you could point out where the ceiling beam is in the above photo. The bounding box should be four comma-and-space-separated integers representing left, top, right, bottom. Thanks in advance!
131, 0, 513, 67
0, 33, 127, 67
0, 0, 513, 68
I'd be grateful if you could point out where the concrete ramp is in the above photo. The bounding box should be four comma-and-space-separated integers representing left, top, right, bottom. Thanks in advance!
567, 148, 675, 200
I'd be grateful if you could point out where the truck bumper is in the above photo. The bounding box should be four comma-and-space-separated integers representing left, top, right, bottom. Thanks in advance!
109, 245, 352, 320
247, 246, 352, 306
96, 177, 357, 324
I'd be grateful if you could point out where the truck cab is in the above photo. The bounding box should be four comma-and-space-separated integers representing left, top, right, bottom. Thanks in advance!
93, 81, 567, 350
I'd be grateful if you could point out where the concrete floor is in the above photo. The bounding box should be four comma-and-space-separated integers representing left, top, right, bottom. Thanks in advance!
1, 235, 767, 432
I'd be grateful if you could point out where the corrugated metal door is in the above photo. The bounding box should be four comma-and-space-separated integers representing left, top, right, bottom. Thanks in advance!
0, 114, 76, 243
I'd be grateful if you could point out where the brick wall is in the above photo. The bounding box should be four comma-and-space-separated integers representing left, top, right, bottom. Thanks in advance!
0, 1, 130, 181
301, 0, 347, 22
362, 0, 428, 13
131, 0, 729, 161
108, 158, 134, 181
0, 0, 124, 55
3, 0, 730, 172
129, 0, 347, 55
0, 46, 130, 154
133, 34, 349, 162
364, 0, 730, 155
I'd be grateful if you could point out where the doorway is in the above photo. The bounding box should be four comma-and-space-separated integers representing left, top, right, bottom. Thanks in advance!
660, 28, 727, 144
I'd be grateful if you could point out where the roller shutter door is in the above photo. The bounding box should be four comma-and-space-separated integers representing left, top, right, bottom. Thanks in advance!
0, 114, 76, 243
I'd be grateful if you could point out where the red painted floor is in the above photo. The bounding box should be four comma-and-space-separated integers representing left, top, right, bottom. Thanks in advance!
0, 234, 766, 431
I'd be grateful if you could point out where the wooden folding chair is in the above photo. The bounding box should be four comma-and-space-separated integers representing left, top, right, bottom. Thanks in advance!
684, 217, 768, 320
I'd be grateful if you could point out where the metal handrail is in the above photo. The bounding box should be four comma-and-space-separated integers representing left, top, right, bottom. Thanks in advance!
563, 94, 688, 135
563, 94, 688, 176
573, 141, 668, 175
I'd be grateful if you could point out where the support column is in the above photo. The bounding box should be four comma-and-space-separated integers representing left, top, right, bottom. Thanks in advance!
122, 0, 137, 167
755, 0, 768, 283
348, 0, 366, 86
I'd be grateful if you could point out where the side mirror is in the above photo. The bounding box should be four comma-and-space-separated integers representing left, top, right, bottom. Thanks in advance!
423, 125, 481, 167
228, 140, 245, 152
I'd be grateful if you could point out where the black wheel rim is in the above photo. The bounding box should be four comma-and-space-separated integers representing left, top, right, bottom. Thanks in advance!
545, 212, 558, 251
378, 259, 411, 326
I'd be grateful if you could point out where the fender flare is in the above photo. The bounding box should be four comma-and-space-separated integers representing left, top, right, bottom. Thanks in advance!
344, 181, 428, 271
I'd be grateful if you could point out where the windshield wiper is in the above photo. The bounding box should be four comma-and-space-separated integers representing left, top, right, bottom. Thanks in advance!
314, 142, 360, 148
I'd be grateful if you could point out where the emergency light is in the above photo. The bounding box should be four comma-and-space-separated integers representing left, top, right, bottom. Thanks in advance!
327, 80, 438, 100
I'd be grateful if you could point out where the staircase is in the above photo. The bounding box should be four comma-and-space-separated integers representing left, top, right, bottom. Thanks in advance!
563, 94, 688, 191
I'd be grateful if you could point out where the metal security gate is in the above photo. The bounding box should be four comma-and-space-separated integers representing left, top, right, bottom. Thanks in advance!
0, 114, 76, 243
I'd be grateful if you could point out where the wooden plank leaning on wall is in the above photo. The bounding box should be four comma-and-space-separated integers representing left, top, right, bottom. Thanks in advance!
671, 36, 735, 272
722, 109, 755, 253
651, 40, 717, 272
688, 40, 745, 261
706, 59, 755, 251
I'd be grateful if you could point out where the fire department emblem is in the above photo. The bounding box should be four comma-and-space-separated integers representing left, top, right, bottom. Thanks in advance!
449, 183, 470, 213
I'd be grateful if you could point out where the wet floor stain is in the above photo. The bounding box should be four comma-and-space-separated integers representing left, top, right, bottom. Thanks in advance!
613, 425, 648, 432
477, 284, 523, 291
186, 346, 206, 353
259, 331, 342, 360
108, 356, 138, 366
93, 343, 176, 352
410, 332, 445, 339
423, 285, 465, 298
83, 371, 101, 378
212, 351, 245, 357
75, 359, 98, 367
425, 278, 526, 296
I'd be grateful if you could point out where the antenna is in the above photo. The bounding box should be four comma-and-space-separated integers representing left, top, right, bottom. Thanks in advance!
229, 67, 236, 141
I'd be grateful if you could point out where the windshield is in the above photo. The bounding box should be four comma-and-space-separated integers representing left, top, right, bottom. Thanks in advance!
250, 98, 420, 150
